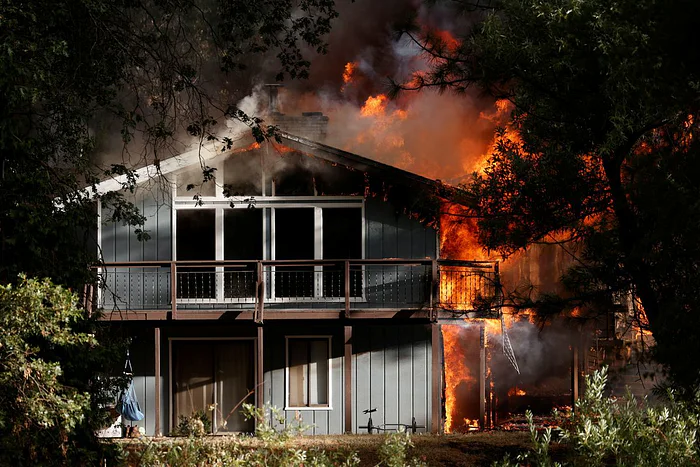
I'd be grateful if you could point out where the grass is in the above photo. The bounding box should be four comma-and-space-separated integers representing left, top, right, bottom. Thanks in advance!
118, 431, 547, 466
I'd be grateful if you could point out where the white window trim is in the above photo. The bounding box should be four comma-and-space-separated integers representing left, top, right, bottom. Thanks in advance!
284, 335, 333, 411
173, 200, 365, 304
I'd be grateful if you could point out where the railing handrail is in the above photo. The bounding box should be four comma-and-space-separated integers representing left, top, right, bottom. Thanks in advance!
92, 258, 498, 268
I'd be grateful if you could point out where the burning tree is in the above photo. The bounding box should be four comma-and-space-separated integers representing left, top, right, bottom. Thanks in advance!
398, 0, 700, 391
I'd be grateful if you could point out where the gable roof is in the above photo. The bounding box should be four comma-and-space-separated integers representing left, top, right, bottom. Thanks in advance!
92, 128, 447, 197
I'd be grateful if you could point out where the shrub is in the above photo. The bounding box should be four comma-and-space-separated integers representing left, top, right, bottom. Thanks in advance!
0, 276, 126, 466
494, 366, 700, 467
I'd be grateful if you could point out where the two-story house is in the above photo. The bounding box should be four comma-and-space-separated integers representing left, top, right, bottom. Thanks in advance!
93, 110, 497, 436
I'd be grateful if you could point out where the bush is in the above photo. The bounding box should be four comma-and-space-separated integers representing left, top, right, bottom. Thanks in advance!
494, 366, 700, 467
0, 276, 126, 466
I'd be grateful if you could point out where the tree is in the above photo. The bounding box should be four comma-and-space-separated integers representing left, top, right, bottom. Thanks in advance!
0, 276, 129, 465
401, 0, 700, 389
0, 0, 339, 288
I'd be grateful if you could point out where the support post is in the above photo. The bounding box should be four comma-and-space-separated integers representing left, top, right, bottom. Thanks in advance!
344, 261, 350, 318
572, 342, 579, 405
255, 262, 264, 323
344, 326, 352, 433
256, 326, 264, 411
479, 325, 486, 429
430, 259, 438, 315
170, 261, 177, 319
154, 327, 161, 436
431, 323, 441, 433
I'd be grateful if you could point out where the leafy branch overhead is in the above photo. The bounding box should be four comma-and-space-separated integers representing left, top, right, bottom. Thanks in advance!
0, 0, 340, 287
406, 0, 700, 390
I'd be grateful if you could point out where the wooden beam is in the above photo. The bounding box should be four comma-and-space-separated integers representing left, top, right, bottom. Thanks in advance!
256, 326, 264, 411
479, 325, 486, 429
154, 327, 161, 436
344, 326, 352, 433
431, 323, 441, 433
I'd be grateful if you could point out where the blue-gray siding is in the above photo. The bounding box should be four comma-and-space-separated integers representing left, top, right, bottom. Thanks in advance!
353, 325, 431, 433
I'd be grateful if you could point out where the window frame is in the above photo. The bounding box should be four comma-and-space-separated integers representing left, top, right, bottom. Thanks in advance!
284, 335, 333, 411
172, 166, 365, 304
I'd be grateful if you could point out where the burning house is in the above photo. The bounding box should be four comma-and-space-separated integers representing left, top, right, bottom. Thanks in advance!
92, 65, 656, 435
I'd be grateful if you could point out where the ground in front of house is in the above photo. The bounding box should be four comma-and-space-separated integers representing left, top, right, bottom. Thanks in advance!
118, 431, 570, 466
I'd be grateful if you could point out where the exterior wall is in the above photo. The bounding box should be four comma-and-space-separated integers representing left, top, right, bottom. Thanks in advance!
101, 184, 172, 263
125, 328, 166, 437
120, 323, 434, 436
100, 184, 172, 311
365, 198, 437, 260
353, 324, 432, 434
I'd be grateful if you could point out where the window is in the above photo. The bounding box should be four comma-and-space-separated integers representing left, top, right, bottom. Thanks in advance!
176, 209, 215, 299
286, 337, 331, 408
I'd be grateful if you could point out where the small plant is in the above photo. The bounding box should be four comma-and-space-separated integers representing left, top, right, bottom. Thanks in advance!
378, 429, 428, 467
172, 409, 211, 437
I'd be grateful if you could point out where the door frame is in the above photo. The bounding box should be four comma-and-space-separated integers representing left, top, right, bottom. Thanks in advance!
168, 337, 257, 433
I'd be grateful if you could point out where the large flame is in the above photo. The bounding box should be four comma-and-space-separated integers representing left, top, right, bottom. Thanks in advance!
442, 324, 475, 433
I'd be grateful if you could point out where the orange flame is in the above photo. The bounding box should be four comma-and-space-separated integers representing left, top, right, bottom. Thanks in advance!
464, 418, 479, 430
508, 387, 526, 397
442, 324, 474, 433
342, 61, 358, 85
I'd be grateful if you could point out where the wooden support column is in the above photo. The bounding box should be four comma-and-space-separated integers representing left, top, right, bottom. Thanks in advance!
572, 342, 579, 406
344, 261, 350, 318
479, 325, 486, 429
431, 323, 441, 433
256, 326, 264, 410
170, 261, 177, 319
154, 327, 161, 436
344, 326, 352, 433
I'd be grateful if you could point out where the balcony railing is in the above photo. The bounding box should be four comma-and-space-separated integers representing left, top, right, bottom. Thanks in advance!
95, 259, 498, 319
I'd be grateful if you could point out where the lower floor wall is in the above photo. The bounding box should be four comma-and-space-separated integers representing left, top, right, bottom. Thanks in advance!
118, 322, 435, 436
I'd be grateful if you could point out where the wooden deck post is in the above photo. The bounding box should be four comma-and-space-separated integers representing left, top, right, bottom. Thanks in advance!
170, 261, 177, 320
256, 326, 264, 410
572, 342, 579, 405
344, 325, 352, 433
479, 324, 486, 429
344, 261, 350, 318
431, 323, 441, 433
154, 327, 161, 436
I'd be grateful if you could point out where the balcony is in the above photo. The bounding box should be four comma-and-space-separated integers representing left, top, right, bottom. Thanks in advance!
94, 259, 498, 320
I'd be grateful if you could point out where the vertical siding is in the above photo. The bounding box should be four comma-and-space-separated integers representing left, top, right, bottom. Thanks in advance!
365, 198, 437, 260
100, 184, 171, 309
353, 325, 432, 434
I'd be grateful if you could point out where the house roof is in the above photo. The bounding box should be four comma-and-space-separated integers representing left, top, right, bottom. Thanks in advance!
92, 128, 446, 197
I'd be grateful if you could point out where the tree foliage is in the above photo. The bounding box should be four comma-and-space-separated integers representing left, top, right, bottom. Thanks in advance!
0, 276, 127, 465
404, 0, 700, 389
0, 0, 339, 287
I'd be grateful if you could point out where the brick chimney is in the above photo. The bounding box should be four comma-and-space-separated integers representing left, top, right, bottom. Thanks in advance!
264, 84, 329, 141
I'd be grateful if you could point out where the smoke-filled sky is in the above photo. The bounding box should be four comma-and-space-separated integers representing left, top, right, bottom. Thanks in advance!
237, 0, 501, 184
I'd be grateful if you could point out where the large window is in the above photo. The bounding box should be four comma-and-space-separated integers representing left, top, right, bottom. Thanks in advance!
176, 210, 216, 299
286, 337, 331, 408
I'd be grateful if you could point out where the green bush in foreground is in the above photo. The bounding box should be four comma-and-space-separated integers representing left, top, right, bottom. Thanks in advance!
494, 367, 700, 467
0, 276, 125, 466
130, 403, 427, 466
